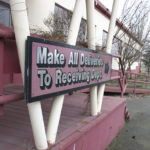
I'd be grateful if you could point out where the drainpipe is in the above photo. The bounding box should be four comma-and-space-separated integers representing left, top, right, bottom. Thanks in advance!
97, 0, 120, 113
46, 0, 84, 144
10, 0, 48, 149
86, 0, 98, 116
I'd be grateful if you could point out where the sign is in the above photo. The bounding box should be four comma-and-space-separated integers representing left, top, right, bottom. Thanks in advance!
25, 36, 112, 103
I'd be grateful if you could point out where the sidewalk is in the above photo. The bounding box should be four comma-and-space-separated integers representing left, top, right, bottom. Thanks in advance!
107, 96, 150, 150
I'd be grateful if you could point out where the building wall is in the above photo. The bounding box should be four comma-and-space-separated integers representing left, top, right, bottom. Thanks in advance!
0, 0, 141, 71
26, 0, 55, 32
54, 0, 141, 71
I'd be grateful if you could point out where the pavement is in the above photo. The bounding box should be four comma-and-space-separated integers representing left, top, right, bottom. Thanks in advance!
107, 96, 150, 150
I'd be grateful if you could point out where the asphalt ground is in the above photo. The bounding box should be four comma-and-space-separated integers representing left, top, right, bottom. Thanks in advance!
107, 95, 150, 150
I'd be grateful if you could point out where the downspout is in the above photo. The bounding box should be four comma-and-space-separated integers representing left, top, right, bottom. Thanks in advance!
97, 0, 120, 113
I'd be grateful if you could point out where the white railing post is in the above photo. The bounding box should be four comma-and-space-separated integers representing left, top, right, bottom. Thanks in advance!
97, 0, 120, 113
97, 85, 105, 113
10, 0, 48, 149
86, 0, 98, 116
67, 0, 84, 45
46, 95, 64, 145
46, 0, 84, 145
27, 102, 48, 149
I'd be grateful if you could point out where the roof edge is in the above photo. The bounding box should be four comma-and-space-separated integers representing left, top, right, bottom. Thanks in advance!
95, 0, 143, 46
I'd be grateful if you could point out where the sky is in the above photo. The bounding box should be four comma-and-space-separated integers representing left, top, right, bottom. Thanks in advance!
100, 0, 126, 18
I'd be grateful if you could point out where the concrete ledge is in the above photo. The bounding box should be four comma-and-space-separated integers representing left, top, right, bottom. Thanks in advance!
51, 96, 126, 150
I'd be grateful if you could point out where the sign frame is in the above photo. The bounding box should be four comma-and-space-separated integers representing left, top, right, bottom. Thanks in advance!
25, 36, 112, 103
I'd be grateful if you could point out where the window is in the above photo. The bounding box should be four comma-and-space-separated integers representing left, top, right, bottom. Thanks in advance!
53, 5, 72, 41
102, 30, 121, 54
0, 0, 11, 27
49, 4, 87, 44
102, 30, 107, 50
77, 18, 87, 43
112, 37, 121, 55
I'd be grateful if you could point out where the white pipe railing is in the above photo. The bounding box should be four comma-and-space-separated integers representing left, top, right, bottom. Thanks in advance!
46, 0, 84, 145
106, 0, 120, 54
67, 0, 84, 45
10, 0, 48, 149
46, 95, 64, 144
27, 102, 48, 149
97, 0, 120, 113
86, 0, 98, 116
97, 86, 105, 112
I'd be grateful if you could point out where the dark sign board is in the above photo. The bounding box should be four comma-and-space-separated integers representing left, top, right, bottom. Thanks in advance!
25, 36, 112, 103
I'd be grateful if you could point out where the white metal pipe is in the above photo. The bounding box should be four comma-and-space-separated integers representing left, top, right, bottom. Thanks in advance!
46, 95, 64, 144
97, 0, 120, 113
97, 84, 105, 112
28, 102, 48, 149
90, 86, 98, 116
10, 1, 48, 149
86, 0, 97, 116
67, 0, 84, 45
106, 0, 120, 54
10, 0, 30, 77
46, 0, 84, 144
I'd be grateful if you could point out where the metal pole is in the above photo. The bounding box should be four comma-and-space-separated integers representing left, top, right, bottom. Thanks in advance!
67, 0, 85, 45
46, 0, 84, 144
97, 0, 120, 113
27, 102, 48, 149
46, 95, 64, 144
134, 74, 136, 95
86, 0, 98, 116
10, 0, 48, 149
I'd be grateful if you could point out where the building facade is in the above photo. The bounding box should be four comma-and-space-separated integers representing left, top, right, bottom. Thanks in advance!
0, 0, 142, 72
